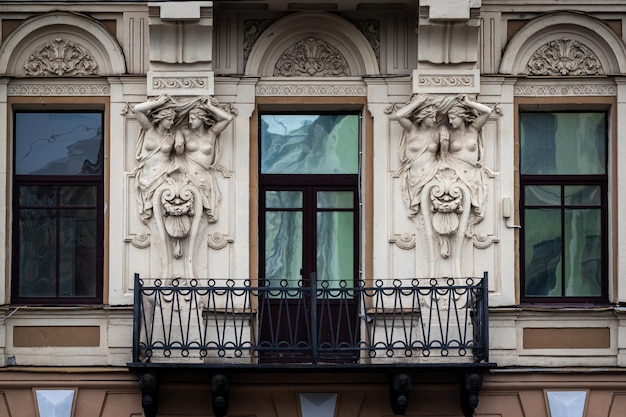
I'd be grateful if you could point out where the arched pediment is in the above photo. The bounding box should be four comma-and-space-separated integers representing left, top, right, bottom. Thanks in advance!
500, 12, 626, 76
245, 12, 379, 77
0, 11, 126, 76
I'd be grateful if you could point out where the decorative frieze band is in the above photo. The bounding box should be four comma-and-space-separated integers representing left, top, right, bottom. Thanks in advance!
152, 77, 207, 90
419, 75, 475, 88
514, 84, 616, 96
147, 71, 214, 96
8, 83, 110, 96
256, 83, 366, 96
413, 69, 480, 94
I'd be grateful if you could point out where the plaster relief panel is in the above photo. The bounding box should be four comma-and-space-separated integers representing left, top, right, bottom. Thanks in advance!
24, 38, 98, 76
526, 38, 604, 76
0, 12, 126, 77
126, 95, 236, 280
274, 37, 351, 77
387, 93, 501, 279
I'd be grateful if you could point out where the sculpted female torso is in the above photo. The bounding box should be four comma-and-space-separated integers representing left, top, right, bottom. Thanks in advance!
443, 96, 493, 220
182, 113, 217, 173
179, 101, 233, 223
446, 111, 480, 169
133, 95, 182, 221
395, 94, 442, 216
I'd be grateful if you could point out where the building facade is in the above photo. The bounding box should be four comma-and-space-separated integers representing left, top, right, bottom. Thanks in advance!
0, 0, 626, 416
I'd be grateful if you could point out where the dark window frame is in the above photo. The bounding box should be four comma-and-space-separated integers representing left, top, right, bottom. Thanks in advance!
11, 110, 104, 305
258, 111, 362, 286
257, 111, 362, 363
519, 110, 609, 304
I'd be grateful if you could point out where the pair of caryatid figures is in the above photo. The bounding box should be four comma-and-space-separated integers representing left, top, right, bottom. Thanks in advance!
133, 95, 234, 262
394, 94, 494, 260
133, 92, 493, 271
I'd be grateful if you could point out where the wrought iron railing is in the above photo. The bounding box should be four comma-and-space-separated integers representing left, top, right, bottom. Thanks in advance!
132, 273, 489, 366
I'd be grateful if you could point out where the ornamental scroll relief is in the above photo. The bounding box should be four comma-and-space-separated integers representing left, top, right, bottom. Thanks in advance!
526, 38, 604, 76
132, 95, 236, 279
388, 94, 500, 278
274, 37, 351, 76
24, 38, 98, 76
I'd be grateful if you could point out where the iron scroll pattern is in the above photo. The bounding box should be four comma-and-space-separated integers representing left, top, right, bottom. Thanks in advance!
132, 274, 489, 365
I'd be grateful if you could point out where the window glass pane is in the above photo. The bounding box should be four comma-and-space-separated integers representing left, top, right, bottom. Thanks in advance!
317, 212, 353, 293
525, 185, 560, 206
18, 209, 57, 297
317, 191, 353, 209
260, 114, 358, 174
19, 185, 57, 206
59, 209, 97, 297
520, 112, 605, 175
15, 112, 103, 175
60, 186, 98, 206
564, 185, 601, 206
524, 209, 562, 297
265, 211, 303, 289
564, 209, 602, 297
266, 191, 302, 209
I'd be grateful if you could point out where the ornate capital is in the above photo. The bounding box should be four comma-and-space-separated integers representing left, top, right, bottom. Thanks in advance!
526, 38, 604, 76
274, 37, 350, 77
24, 37, 98, 76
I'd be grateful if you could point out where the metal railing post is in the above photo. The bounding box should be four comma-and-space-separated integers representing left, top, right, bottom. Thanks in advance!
482, 271, 489, 363
310, 272, 318, 364
132, 273, 141, 363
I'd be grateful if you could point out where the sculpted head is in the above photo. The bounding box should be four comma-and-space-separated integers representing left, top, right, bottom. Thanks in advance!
189, 107, 216, 129
412, 105, 437, 126
151, 107, 175, 129
447, 104, 476, 128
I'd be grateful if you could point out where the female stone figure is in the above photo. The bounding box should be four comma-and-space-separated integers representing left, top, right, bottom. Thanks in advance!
179, 97, 234, 223
395, 93, 444, 216
443, 95, 493, 224
133, 94, 183, 222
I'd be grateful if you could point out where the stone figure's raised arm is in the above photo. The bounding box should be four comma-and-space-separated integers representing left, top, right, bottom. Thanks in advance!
204, 98, 234, 135
395, 93, 432, 132
133, 95, 172, 130
458, 95, 492, 130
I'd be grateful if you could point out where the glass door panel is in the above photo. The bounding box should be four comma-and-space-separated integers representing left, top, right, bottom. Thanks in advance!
259, 112, 360, 363
264, 191, 303, 292
316, 191, 354, 293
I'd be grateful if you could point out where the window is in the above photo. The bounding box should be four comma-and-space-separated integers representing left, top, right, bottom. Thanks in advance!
520, 111, 608, 302
12, 111, 104, 304
259, 112, 360, 361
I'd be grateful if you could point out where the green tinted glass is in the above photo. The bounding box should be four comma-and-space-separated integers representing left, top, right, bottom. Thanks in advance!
520, 112, 605, 175
260, 114, 359, 174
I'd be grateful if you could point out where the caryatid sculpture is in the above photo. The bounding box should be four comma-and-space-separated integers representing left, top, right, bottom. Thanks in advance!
133, 95, 234, 279
395, 94, 493, 276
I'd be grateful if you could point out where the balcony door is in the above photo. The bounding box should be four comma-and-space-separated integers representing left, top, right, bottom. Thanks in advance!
259, 113, 360, 362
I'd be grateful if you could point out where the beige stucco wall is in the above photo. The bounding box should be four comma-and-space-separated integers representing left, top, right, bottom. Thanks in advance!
0, 3, 626, 417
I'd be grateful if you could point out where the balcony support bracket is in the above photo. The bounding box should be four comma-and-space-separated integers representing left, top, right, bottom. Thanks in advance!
460, 370, 483, 417
211, 373, 230, 417
389, 371, 412, 415
139, 371, 159, 417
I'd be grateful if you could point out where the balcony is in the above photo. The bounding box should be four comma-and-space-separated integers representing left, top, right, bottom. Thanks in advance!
129, 273, 493, 417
